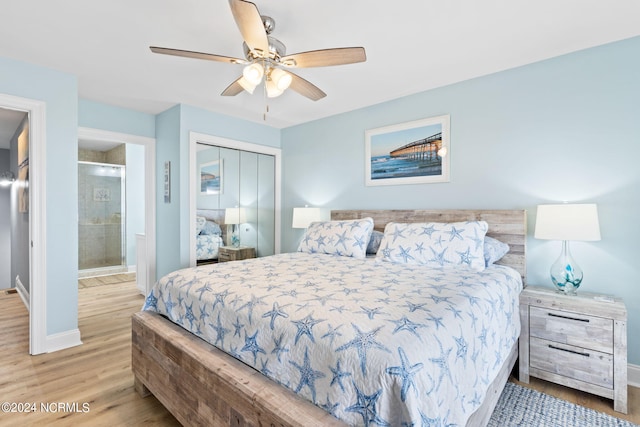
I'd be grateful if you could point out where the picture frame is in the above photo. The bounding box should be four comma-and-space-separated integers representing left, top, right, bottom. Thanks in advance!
200, 160, 223, 195
365, 114, 450, 186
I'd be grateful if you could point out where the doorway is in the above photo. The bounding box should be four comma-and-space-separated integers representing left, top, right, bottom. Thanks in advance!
77, 128, 156, 296
78, 161, 126, 274
0, 93, 46, 354
0, 108, 27, 291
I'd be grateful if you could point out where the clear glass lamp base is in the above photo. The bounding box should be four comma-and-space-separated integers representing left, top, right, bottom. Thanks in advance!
550, 240, 583, 295
230, 225, 240, 248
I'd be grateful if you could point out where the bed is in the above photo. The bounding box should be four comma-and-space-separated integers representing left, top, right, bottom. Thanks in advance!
195, 209, 225, 264
132, 209, 526, 426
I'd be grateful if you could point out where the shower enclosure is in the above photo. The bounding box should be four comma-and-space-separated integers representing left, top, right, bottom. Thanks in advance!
78, 161, 126, 273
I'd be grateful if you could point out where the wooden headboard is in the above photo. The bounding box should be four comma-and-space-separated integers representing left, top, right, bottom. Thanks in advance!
331, 209, 527, 284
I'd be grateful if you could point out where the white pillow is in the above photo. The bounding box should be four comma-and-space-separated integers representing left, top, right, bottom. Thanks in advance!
297, 217, 374, 259
377, 221, 488, 270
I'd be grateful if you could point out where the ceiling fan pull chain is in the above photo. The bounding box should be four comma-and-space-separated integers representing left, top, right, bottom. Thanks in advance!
263, 79, 268, 121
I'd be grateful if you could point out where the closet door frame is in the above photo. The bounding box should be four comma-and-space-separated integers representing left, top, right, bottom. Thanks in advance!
188, 132, 281, 266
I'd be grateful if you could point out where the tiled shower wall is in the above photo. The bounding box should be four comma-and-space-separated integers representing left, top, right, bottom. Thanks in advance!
78, 145, 126, 271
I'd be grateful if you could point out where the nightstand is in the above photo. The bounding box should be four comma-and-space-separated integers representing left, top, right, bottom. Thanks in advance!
519, 285, 627, 413
218, 246, 256, 263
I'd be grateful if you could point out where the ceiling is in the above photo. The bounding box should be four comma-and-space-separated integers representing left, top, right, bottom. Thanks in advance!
0, 0, 639, 130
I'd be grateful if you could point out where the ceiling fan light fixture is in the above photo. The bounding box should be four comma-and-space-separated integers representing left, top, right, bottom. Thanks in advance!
242, 62, 264, 85
270, 68, 292, 91
151, 1, 366, 103
265, 77, 284, 98
237, 76, 257, 94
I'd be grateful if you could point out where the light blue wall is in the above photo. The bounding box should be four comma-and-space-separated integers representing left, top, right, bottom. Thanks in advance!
155, 105, 182, 278
79, 99, 155, 138
0, 56, 78, 336
154, 103, 280, 279
281, 36, 640, 364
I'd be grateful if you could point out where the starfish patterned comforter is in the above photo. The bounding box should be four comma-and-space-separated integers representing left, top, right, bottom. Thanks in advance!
143, 252, 522, 426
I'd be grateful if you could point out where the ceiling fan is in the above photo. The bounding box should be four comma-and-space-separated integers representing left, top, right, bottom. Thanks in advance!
150, 0, 366, 101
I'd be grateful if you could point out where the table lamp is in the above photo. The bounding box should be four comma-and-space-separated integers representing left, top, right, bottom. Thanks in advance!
225, 207, 247, 247
534, 203, 601, 295
292, 206, 329, 229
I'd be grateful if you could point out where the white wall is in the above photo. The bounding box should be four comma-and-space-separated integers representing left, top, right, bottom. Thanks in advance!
125, 143, 145, 268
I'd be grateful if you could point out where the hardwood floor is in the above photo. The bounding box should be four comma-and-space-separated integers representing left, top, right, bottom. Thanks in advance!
0, 279, 179, 426
0, 279, 638, 426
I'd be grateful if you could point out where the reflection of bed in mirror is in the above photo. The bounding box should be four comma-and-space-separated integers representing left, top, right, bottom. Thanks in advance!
195, 209, 226, 264
134, 209, 526, 426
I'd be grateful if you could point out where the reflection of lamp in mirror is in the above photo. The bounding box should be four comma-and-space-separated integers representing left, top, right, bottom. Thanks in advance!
534, 203, 601, 295
0, 171, 15, 187
225, 207, 247, 247
292, 206, 329, 229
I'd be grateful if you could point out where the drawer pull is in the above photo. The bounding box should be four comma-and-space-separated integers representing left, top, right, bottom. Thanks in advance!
547, 312, 589, 323
548, 344, 590, 358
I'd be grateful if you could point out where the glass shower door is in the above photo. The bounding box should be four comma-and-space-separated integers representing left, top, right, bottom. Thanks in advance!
78, 162, 126, 271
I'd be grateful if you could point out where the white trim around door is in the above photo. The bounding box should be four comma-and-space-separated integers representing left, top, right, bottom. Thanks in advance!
0, 93, 47, 355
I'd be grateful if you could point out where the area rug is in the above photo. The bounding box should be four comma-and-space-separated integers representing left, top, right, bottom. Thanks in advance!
488, 382, 637, 427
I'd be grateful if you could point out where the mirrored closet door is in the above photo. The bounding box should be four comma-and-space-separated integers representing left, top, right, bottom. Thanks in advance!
195, 142, 275, 264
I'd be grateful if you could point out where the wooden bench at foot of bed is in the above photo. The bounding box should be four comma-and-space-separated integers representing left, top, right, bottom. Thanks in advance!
132, 310, 346, 427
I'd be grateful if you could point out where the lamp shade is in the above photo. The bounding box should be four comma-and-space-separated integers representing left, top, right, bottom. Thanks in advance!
237, 76, 257, 94
270, 68, 292, 91
224, 207, 247, 225
242, 63, 264, 86
292, 207, 329, 229
534, 204, 601, 241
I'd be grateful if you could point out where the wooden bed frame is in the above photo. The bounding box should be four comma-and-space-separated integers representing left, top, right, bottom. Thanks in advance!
133, 209, 526, 426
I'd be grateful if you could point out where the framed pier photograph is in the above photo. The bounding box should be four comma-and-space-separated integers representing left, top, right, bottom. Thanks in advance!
200, 159, 223, 195
365, 115, 450, 186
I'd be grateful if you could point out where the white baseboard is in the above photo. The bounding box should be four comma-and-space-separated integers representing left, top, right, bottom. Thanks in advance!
628, 363, 640, 387
46, 329, 83, 353
128, 265, 136, 273
15, 275, 29, 311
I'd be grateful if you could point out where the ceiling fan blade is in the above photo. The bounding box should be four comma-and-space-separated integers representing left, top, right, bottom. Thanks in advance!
221, 77, 245, 96
287, 71, 326, 101
280, 47, 366, 68
228, 0, 269, 56
150, 46, 246, 65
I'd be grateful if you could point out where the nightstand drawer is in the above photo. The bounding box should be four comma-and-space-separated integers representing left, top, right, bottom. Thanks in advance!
530, 337, 613, 389
218, 252, 233, 262
529, 306, 613, 353
218, 246, 256, 262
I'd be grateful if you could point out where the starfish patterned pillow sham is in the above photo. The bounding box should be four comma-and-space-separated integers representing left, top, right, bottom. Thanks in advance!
377, 220, 489, 270
297, 217, 374, 259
